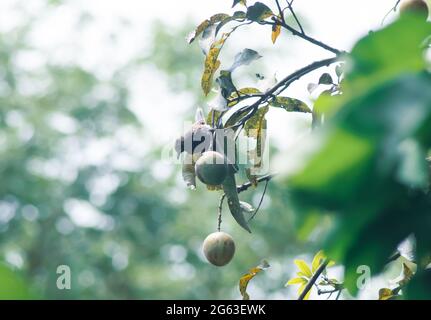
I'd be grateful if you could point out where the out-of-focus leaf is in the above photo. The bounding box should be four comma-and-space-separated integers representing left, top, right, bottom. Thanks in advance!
201, 34, 230, 95
239, 260, 269, 300
378, 288, 394, 300
311, 250, 325, 273
345, 15, 431, 93
285, 277, 307, 286
398, 263, 414, 287
232, 0, 247, 8
406, 269, 431, 299
318, 73, 333, 85
229, 48, 262, 72
271, 23, 281, 44
0, 263, 33, 299
307, 83, 318, 94
294, 259, 312, 278
246, 2, 273, 22
270, 96, 311, 113
335, 64, 344, 78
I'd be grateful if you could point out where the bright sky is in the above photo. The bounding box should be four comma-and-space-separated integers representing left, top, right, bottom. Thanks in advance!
0, 0, 400, 149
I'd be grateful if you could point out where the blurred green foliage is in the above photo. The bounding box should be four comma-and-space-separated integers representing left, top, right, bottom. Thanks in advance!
288, 15, 431, 297
0, 1, 311, 299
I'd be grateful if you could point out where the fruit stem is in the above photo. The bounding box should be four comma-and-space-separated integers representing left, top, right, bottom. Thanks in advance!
217, 194, 225, 232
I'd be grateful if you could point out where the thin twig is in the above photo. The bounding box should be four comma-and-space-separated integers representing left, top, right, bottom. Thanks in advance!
275, 0, 286, 24
298, 259, 329, 300
273, 19, 342, 55
248, 179, 269, 222
286, 0, 304, 34
236, 173, 275, 193
318, 288, 342, 295
381, 0, 401, 26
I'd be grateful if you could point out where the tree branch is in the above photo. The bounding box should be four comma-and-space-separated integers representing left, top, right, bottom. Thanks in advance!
248, 178, 269, 222
298, 259, 329, 300
217, 194, 225, 231
286, 0, 304, 34
224, 56, 340, 131
274, 19, 342, 55
236, 173, 275, 193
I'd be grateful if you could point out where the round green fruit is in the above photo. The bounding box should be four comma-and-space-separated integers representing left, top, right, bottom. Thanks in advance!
195, 151, 228, 186
400, 0, 429, 20
202, 232, 235, 266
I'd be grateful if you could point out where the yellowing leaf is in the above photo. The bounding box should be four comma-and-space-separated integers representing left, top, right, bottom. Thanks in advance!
244, 105, 268, 170
398, 262, 414, 286
294, 259, 312, 278
239, 260, 270, 300
201, 34, 230, 95
271, 23, 281, 44
312, 250, 325, 273
206, 109, 223, 127
270, 96, 311, 113
285, 277, 307, 286
378, 288, 394, 300
187, 20, 210, 44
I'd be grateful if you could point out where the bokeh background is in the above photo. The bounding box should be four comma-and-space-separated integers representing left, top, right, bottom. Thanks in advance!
0, 0, 420, 299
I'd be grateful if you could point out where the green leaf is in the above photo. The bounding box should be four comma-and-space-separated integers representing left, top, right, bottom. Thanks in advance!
318, 73, 333, 85
239, 260, 269, 300
216, 70, 237, 99
0, 263, 34, 299
406, 269, 431, 299
270, 96, 311, 113
246, 2, 273, 22
232, 0, 247, 8
229, 48, 262, 71
345, 15, 431, 93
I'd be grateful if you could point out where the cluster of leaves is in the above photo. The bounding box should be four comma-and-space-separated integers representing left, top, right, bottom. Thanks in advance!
187, 0, 311, 196
286, 15, 431, 298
